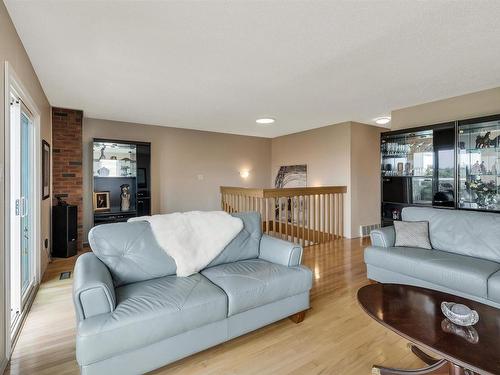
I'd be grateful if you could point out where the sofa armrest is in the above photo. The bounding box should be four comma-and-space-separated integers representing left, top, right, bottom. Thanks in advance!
259, 234, 303, 267
369, 226, 395, 248
73, 252, 116, 321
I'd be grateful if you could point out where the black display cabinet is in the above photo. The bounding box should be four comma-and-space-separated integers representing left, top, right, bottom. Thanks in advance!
92, 139, 151, 226
52, 205, 78, 258
380, 122, 455, 226
380, 114, 500, 225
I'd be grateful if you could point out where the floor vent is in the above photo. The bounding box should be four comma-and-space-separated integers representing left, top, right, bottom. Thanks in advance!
359, 224, 381, 237
59, 271, 72, 280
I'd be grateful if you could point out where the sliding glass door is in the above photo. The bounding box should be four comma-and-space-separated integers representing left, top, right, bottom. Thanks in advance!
9, 95, 36, 332
21, 111, 33, 296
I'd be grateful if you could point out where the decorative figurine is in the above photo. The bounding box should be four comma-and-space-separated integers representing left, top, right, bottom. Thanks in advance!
475, 132, 492, 148
471, 161, 481, 175
97, 166, 110, 177
120, 184, 131, 212
490, 135, 500, 148
480, 161, 487, 174
98, 145, 106, 161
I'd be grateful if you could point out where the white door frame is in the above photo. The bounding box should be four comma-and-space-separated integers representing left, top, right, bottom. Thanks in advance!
3, 61, 42, 359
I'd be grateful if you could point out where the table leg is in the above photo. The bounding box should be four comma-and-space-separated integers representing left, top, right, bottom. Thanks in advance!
372, 359, 450, 375
407, 344, 440, 365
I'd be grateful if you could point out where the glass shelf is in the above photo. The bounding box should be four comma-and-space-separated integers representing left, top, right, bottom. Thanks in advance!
381, 130, 433, 177
93, 141, 137, 177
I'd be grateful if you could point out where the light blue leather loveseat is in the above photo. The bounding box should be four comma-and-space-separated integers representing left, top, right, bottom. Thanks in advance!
365, 207, 500, 308
73, 212, 312, 375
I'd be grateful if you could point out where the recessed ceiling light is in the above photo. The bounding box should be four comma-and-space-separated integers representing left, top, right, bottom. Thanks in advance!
375, 116, 391, 125
256, 118, 275, 124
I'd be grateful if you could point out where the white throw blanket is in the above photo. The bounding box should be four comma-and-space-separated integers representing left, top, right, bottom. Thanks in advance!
129, 211, 243, 277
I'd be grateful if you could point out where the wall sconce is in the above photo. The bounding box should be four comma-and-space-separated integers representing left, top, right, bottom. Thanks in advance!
240, 170, 250, 179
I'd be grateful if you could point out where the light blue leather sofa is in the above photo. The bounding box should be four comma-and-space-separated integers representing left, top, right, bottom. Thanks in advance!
365, 207, 500, 308
73, 212, 312, 375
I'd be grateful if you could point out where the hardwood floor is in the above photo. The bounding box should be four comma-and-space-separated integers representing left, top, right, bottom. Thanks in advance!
5, 238, 427, 375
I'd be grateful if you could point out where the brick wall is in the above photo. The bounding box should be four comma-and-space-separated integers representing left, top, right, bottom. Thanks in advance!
52, 108, 83, 251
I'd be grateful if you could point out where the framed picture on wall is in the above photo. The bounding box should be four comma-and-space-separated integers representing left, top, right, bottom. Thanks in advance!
42, 140, 50, 200
93, 191, 110, 212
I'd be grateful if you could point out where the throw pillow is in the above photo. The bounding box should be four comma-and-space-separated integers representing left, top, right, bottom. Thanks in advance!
394, 220, 432, 249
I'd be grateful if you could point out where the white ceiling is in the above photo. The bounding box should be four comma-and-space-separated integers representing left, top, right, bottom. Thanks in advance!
5, 1, 500, 138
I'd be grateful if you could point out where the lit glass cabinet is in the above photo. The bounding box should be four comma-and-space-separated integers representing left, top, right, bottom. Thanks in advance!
381, 130, 434, 205
457, 116, 500, 211
93, 141, 137, 177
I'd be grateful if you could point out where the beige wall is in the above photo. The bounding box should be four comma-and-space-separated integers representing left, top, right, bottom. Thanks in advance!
271, 122, 352, 235
83, 118, 272, 241
271, 122, 383, 238
350, 122, 383, 237
0, 2, 51, 367
391, 87, 500, 130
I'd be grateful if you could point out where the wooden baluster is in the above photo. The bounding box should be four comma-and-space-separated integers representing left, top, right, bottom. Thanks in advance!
285, 197, 290, 241
333, 194, 338, 239
265, 198, 269, 234
278, 197, 282, 238
318, 195, 322, 244
302, 195, 306, 247
322, 194, 325, 244
272, 198, 276, 237
290, 196, 294, 243
323, 194, 326, 244
340, 193, 344, 238
331, 193, 334, 241
300, 195, 304, 247
326, 193, 329, 241
307, 195, 311, 246
336, 193, 340, 238
313, 195, 316, 245
307, 195, 312, 245
329, 195, 332, 241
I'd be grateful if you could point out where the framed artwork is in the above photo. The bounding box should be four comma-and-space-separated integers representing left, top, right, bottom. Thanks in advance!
274, 165, 307, 224
93, 191, 110, 212
42, 140, 50, 200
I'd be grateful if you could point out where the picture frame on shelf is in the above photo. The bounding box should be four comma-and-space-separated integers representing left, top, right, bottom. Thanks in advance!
93, 191, 110, 212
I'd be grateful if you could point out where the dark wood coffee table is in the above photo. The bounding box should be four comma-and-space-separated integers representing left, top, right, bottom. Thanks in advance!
357, 283, 500, 375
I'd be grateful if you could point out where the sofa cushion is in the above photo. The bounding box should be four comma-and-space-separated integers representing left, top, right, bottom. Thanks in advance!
207, 212, 262, 267
402, 207, 500, 263
394, 220, 432, 249
365, 246, 500, 298
488, 270, 500, 303
202, 259, 312, 316
76, 273, 227, 365
88, 221, 177, 286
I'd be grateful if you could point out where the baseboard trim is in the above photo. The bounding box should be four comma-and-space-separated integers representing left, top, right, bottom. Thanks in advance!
0, 357, 8, 373
10, 283, 40, 356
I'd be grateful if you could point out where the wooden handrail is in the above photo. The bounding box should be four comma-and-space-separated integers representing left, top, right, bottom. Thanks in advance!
220, 185, 347, 246
220, 186, 347, 198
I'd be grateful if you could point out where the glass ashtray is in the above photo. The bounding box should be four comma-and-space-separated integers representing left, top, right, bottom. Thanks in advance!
441, 302, 479, 327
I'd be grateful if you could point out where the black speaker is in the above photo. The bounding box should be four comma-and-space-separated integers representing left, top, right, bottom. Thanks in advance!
52, 205, 78, 258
